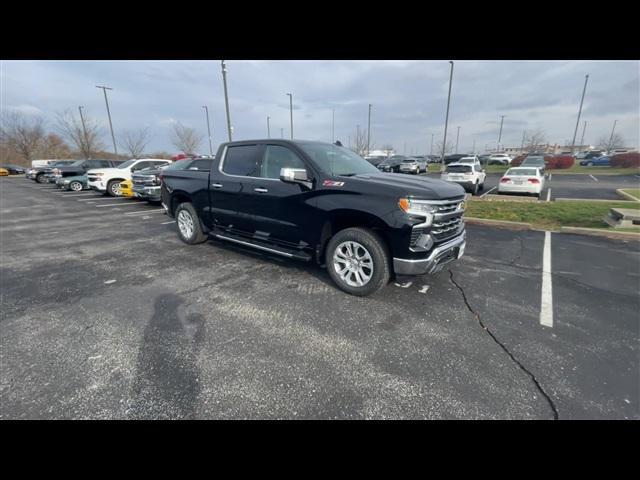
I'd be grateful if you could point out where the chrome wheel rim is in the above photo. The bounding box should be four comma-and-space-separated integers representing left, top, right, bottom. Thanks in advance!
110, 182, 121, 196
177, 210, 194, 239
70, 182, 82, 191
333, 241, 374, 287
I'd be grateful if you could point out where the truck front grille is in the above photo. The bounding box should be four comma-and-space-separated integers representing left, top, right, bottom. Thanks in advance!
431, 217, 463, 242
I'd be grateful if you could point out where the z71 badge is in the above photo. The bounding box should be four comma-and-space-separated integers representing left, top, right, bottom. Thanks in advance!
323, 180, 345, 187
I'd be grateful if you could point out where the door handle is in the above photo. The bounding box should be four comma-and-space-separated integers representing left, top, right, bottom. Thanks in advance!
254, 187, 268, 193
211, 183, 223, 188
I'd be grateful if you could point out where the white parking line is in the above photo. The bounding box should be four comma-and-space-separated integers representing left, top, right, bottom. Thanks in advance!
546, 188, 551, 202
161, 221, 176, 225
77, 197, 127, 202
123, 209, 165, 216
540, 231, 553, 328
589, 174, 598, 182
480, 186, 496, 197
95, 202, 140, 207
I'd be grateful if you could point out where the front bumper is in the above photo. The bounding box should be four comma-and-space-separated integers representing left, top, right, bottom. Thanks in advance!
393, 231, 466, 275
88, 179, 106, 192
132, 185, 161, 200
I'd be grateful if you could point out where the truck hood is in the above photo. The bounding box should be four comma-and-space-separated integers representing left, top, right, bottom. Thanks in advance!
347, 173, 466, 199
86, 168, 123, 175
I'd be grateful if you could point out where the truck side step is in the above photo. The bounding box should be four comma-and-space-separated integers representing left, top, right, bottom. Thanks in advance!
213, 232, 312, 261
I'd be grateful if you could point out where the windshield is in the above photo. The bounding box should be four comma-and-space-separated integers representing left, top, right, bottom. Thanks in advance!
523, 158, 545, 166
506, 168, 538, 176
446, 165, 472, 173
70, 160, 84, 166
299, 143, 379, 176
117, 159, 137, 169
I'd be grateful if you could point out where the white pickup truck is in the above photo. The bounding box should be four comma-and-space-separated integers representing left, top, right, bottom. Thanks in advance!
87, 158, 171, 196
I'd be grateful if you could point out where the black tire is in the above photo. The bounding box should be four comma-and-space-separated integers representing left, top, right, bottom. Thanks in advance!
107, 180, 122, 197
175, 202, 208, 244
479, 182, 484, 191
325, 227, 391, 296
471, 182, 479, 195
35, 173, 45, 184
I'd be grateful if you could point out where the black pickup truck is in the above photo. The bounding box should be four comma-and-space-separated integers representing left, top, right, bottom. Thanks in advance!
160, 140, 467, 296
43, 159, 122, 183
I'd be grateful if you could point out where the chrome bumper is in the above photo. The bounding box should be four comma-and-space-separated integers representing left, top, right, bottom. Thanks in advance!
393, 231, 466, 275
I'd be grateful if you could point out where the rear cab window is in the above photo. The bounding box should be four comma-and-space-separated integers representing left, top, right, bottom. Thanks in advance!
222, 145, 261, 177
446, 165, 472, 173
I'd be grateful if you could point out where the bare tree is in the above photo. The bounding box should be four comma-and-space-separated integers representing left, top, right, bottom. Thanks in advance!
55, 110, 105, 158
37, 133, 72, 159
0, 111, 46, 163
524, 129, 547, 153
350, 126, 369, 156
597, 134, 625, 151
169, 122, 203, 154
120, 127, 151, 159
434, 140, 454, 157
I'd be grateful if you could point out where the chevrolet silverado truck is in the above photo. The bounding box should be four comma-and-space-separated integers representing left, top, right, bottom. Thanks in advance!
131, 160, 202, 202
160, 140, 467, 296
87, 158, 171, 196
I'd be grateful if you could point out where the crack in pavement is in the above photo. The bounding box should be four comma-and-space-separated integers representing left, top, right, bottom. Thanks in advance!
509, 234, 525, 266
448, 269, 559, 420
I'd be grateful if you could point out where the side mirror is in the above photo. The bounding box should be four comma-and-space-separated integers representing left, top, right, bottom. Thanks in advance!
280, 167, 309, 184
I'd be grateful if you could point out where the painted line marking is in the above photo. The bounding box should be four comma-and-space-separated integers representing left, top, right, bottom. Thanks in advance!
540, 231, 553, 328
480, 186, 496, 197
161, 221, 176, 225
78, 197, 128, 202
546, 188, 551, 202
123, 209, 165, 216
589, 174, 598, 182
96, 202, 140, 207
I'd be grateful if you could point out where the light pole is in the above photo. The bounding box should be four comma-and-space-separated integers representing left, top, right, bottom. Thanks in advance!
579, 120, 587, 149
570, 74, 589, 153
497, 115, 505, 152
95, 85, 118, 156
78, 106, 90, 159
367, 103, 372, 156
455, 126, 461, 154
286, 93, 293, 139
221, 60, 233, 142
332, 109, 335, 143
267, 116, 271, 138
441, 61, 454, 167
521, 130, 526, 152
607, 119, 618, 153
202, 105, 213, 157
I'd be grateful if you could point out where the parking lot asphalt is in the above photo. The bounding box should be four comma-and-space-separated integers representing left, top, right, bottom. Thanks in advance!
422, 171, 639, 201
1, 176, 639, 419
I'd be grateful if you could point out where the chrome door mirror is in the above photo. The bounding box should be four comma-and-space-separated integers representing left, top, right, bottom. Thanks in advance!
280, 167, 308, 183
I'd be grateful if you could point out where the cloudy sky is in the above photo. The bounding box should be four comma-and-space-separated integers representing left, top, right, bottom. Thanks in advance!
1, 60, 638, 155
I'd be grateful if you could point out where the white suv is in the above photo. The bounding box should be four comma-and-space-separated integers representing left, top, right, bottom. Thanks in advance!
87, 158, 171, 196
441, 162, 486, 195
488, 153, 512, 165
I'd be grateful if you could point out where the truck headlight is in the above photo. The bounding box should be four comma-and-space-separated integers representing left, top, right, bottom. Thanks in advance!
398, 198, 439, 225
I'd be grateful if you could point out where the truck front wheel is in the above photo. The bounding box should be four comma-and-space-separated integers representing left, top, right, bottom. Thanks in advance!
325, 227, 391, 296
175, 202, 208, 244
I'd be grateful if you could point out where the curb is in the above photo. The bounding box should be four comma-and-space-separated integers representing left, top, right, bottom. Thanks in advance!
464, 217, 532, 230
473, 194, 539, 202
559, 226, 640, 241
616, 189, 640, 202
555, 197, 639, 203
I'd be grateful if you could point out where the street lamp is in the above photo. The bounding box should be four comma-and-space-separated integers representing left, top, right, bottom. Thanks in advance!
286, 93, 293, 139
455, 126, 461, 154
580, 121, 587, 149
441, 61, 454, 167
607, 119, 618, 153
202, 105, 213, 157
497, 115, 505, 152
570, 74, 589, 154
367, 103, 372, 156
267, 116, 271, 138
95, 85, 118, 156
221, 60, 232, 142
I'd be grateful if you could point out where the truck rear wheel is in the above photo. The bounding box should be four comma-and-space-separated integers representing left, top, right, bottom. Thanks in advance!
175, 202, 208, 244
325, 227, 390, 296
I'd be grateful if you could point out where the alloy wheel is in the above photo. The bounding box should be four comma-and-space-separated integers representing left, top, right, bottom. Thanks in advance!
333, 241, 374, 287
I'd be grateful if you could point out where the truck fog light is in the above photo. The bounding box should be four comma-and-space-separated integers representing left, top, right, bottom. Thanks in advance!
415, 234, 433, 250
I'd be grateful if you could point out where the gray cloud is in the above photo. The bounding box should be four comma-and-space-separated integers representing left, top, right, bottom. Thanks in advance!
1, 60, 638, 154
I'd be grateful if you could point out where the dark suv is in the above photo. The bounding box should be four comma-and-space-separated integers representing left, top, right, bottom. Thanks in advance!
160, 140, 466, 296
44, 159, 123, 183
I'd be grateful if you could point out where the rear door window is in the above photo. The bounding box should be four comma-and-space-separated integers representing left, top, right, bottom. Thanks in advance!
187, 159, 213, 171
222, 145, 261, 177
